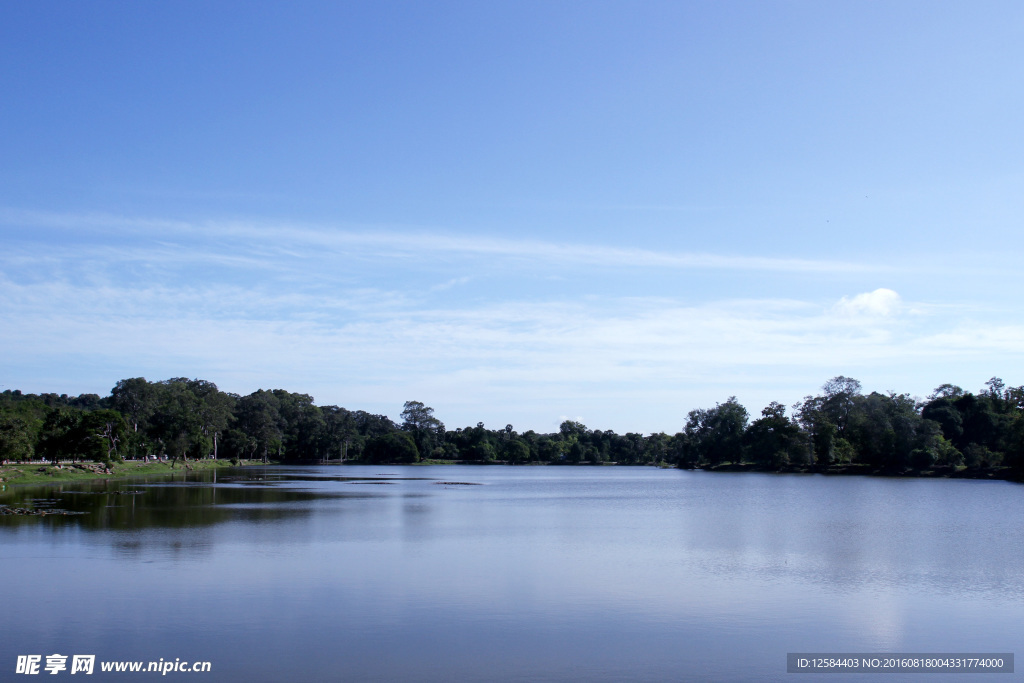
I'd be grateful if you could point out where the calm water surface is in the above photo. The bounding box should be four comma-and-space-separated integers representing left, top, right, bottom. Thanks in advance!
2, 466, 1021, 681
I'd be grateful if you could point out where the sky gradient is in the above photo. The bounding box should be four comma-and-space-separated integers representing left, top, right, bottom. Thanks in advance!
2, 1, 1022, 433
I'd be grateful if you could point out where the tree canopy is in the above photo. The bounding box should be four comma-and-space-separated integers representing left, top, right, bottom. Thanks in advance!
2, 376, 1022, 477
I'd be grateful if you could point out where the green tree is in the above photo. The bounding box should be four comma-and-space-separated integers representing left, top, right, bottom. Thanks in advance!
152, 380, 208, 464
0, 415, 34, 462
847, 392, 920, 468
401, 401, 444, 456
353, 411, 397, 438
645, 432, 671, 465
236, 390, 284, 463
79, 409, 130, 462
320, 406, 357, 462
819, 376, 862, 437
952, 393, 1006, 457
464, 422, 496, 461
794, 394, 838, 464
929, 383, 965, 400
273, 390, 324, 460
559, 420, 588, 440
501, 438, 530, 464
111, 378, 157, 434
1004, 413, 1024, 469
188, 380, 235, 460
364, 431, 419, 463
909, 418, 962, 468
684, 397, 749, 466
921, 397, 964, 444
38, 408, 83, 464
744, 402, 807, 467
535, 435, 565, 462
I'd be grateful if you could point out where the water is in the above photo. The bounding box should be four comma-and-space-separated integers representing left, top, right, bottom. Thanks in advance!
2, 466, 1021, 681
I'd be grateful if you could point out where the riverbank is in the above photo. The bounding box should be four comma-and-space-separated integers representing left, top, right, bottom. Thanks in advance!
5, 458, 1019, 486
694, 461, 1024, 482
0, 459, 265, 486
348, 458, 1024, 481
345, 459, 1022, 481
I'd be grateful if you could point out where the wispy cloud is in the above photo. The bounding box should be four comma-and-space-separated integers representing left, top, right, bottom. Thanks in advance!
3, 268, 1021, 428
210, 221, 880, 274
2, 208, 1020, 431
2, 208, 878, 275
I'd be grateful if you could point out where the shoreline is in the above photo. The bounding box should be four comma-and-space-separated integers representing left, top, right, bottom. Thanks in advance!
2, 458, 1020, 487
308, 458, 1024, 482
693, 461, 1023, 482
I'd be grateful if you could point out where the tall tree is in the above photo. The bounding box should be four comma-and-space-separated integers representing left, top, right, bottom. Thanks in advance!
0, 415, 34, 462
79, 409, 130, 462
270, 390, 324, 461
187, 379, 235, 460
320, 406, 356, 462
236, 390, 284, 462
847, 392, 920, 468
401, 401, 444, 457
152, 380, 207, 464
744, 402, 807, 466
111, 378, 157, 434
684, 397, 749, 466
820, 376, 862, 437
38, 408, 82, 465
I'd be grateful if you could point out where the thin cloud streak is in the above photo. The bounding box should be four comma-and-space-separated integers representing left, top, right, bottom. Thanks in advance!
2, 208, 878, 275
216, 222, 878, 274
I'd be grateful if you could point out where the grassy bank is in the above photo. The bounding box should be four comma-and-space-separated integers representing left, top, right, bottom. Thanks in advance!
0, 459, 264, 486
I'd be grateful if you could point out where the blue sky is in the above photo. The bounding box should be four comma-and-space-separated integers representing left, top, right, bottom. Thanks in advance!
1, 1, 1022, 434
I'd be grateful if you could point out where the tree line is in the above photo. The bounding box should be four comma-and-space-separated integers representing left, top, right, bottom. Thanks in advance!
0, 376, 1022, 474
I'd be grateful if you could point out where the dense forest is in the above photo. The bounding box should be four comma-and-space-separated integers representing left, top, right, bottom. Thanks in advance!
1, 376, 1022, 477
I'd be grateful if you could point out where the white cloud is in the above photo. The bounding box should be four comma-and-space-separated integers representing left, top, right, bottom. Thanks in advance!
834, 288, 902, 317
2, 277, 1021, 413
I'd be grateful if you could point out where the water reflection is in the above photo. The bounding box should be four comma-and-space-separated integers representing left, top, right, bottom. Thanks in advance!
2, 466, 1022, 682
0, 467, 404, 533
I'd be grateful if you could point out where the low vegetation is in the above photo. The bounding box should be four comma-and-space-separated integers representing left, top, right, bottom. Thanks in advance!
0, 458, 254, 486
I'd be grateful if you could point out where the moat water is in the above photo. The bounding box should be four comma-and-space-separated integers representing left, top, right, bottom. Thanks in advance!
2, 465, 1021, 681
